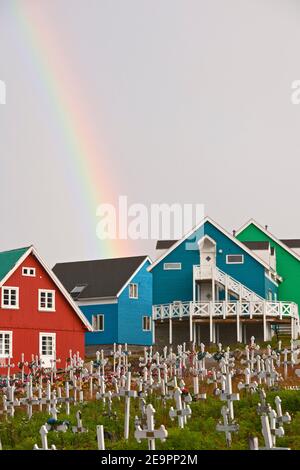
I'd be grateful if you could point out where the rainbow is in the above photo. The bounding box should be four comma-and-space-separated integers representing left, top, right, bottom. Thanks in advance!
10, 1, 129, 259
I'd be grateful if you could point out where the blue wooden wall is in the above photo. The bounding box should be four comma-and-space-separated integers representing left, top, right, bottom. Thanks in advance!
82, 303, 118, 345
118, 259, 152, 345
152, 221, 271, 305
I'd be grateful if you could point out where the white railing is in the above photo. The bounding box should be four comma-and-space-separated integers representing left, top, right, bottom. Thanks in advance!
193, 265, 264, 302
153, 300, 299, 321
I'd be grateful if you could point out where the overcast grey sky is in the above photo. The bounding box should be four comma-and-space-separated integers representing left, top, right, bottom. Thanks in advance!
1, 0, 300, 266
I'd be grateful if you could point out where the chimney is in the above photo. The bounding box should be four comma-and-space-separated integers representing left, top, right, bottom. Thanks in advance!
232, 229, 236, 237
265, 225, 268, 231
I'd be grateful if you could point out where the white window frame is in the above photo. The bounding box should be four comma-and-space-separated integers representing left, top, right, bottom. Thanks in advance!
129, 283, 138, 299
92, 314, 104, 332
39, 332, 56, 358
22, 267, 36, 277
1, 287, 19, 309
163, 262, 182, 270
142, 316, 151, 331
38, 289, 56, 312
0, 331, 13, 358
226, 254, 244, 265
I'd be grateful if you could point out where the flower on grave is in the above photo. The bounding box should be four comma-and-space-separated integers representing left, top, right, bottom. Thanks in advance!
197, 351, 206, 361
213, 351, 224, 362
181, 387, 189, 395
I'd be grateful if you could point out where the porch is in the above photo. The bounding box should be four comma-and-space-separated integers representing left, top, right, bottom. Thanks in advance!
152, 300, 299, 346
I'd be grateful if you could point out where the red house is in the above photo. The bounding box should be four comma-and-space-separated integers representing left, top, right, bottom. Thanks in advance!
0, 246, 92, 372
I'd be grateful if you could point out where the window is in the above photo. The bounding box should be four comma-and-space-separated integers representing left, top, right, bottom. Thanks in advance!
92, 314, 104, 331
39, 333, 56, 359
70, 284, 87, 300
129, 283, 138, 299
41, 335, 54, 356
39, 290, 55, 311
22, 267, 36, 277
1, 287, 19, 309
268, 290, 273, 301
0, 331, 12, 358
163, 263, 182, 270
142, 316, 151, 331
226, 254, 244, 264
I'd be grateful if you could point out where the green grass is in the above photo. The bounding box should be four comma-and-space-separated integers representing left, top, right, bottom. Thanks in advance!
1, 389, 300, 450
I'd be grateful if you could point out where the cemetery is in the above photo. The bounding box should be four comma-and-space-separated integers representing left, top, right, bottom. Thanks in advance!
0, 337, 300, 450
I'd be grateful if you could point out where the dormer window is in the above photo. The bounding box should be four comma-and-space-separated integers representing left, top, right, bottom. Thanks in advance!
22, 267, 36, 277
1, 287, 19, 309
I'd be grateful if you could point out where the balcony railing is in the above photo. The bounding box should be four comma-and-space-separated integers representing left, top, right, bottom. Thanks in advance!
152, 300, 299, 322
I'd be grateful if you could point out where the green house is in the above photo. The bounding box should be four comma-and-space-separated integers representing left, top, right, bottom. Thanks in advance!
236, 220, 300, 318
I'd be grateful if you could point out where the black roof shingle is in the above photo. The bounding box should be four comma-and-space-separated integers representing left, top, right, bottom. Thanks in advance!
53, 256, 148, 299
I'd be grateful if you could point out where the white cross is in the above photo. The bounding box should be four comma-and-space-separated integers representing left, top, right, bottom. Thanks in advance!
216, 406, 239, 447
119, 372, 137, 440
97, 425, 105, 450
237, 368, 258, 393
274, 396, 291, 426
256, 388, 271, 415
3, 385, 20, 417
72, 410, 87, 433
260, 414, 290, 450
33, 425, 56, 450
135, 404, 168, 450
169, 387, 192, 429
221, 370, 239, 420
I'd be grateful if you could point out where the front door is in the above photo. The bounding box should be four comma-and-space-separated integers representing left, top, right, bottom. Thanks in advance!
39, 332, 56, 368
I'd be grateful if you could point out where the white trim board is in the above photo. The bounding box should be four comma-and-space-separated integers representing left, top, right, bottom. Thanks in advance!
77, 297, 118, 306
236, 219, 300, 264
0, 246, 93, 331
265, 272, 279, 287
147, 216, 272, 272
116, 256, 152, 298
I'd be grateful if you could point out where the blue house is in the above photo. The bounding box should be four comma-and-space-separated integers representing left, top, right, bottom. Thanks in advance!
149, 217, 296, 346
53, 256, 153, 351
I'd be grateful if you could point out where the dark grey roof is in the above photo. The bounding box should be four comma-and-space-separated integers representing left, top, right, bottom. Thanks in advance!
156, 240, 178, 250
280, 239, 300, 249
53, 256, 148, 299
242, 241, 270, 251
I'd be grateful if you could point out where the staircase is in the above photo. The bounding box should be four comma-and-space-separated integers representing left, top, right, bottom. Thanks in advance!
193, 265, 264, 302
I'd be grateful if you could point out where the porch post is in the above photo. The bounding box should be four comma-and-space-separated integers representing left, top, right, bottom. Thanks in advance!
263, 302, 267, 342
193, 266, 196, 302
189, 301, 193, 342
152, 307, 155, 344
169, 304, 173, 345
237, 285, 242, 343
209, 302, 213, 342
225, 275, 228, 302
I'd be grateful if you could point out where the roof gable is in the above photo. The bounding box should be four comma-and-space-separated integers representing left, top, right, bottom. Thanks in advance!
53, 256, 151, 299
236, 219, 300, 263
0, 246, 31, 282
148, 216, 271, 272
0, 246, 92, 331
